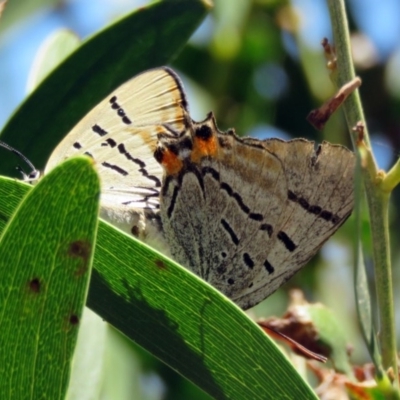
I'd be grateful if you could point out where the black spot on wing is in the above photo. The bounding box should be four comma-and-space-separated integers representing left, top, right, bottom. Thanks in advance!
102, 161, 128, 176
277, 231, 297, 252
102, 138, 117, 148
221, 218, 239, 246
202, 166, 220, 181
92, 124, 107, 136
121, 190, 160, 206
249, 213, 263, 221
144, 174, 162, 187
288, 190, 340, 224
231, 191, 250, 214
309, 205, 322, 215
243, 253, 254, 269
203, 166, 276, 230
109, 96, 132, 125
117, 143, 161, 187
264, 259, 274, 274
73, 142, 82, 149
260, 223, 273, 237
118, 143, 145, 167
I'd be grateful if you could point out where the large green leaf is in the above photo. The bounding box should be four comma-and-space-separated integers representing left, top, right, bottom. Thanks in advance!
0, 0, 210, 176
0, 177, 317, 400
0, 157, 100, 399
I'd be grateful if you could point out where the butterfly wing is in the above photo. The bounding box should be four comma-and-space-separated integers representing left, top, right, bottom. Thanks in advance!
232, 137, 354, 308
157, 114, 354, 309
45, 67, 188, 250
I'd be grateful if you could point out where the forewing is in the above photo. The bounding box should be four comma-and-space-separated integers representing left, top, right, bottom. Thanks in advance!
45, 67, 188, 210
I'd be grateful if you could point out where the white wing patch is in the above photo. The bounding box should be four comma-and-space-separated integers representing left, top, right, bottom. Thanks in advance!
45, 67, 189, 250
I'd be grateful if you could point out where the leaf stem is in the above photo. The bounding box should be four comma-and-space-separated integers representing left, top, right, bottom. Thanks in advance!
327, 0, 398, 383
381, 157, 400, 193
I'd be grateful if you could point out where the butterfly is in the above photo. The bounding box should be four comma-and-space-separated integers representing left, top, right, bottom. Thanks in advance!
155, 113, 355, 310
44, 67, 189, 254
41, 66, 354, 310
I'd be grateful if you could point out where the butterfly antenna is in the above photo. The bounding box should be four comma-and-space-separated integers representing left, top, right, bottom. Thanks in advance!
0, 140, 40, 181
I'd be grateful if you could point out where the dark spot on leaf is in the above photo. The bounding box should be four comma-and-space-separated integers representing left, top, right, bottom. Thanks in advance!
69, 314, 79, 325
69, 240, 90, 258
155, 260, 167, 270
29, 277, 41, 293
68, 240, 91, 276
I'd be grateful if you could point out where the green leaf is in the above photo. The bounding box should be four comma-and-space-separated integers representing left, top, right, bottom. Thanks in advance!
27, 29, 81, 93
0, 177, 317, 400
0, 157, 100, 399
0, 0, 210, 176
353, 155, 384, 378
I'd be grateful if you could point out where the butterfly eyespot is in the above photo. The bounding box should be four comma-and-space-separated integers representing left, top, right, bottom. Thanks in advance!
220, 252, 227, 258
227, 278, 235, 285
195, 125, 212, 141
167, 143, 180, 155
248, 283, 254, 288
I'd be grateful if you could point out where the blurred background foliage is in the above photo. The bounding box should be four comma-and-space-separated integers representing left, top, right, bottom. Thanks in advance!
1, 0, 400, 398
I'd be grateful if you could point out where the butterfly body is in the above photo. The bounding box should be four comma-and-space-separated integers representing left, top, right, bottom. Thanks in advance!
155, 113, 354, 309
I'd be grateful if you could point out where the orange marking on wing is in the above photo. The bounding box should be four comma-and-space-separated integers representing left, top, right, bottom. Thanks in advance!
191, 134, 218, 163
160, 148, 183, 175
